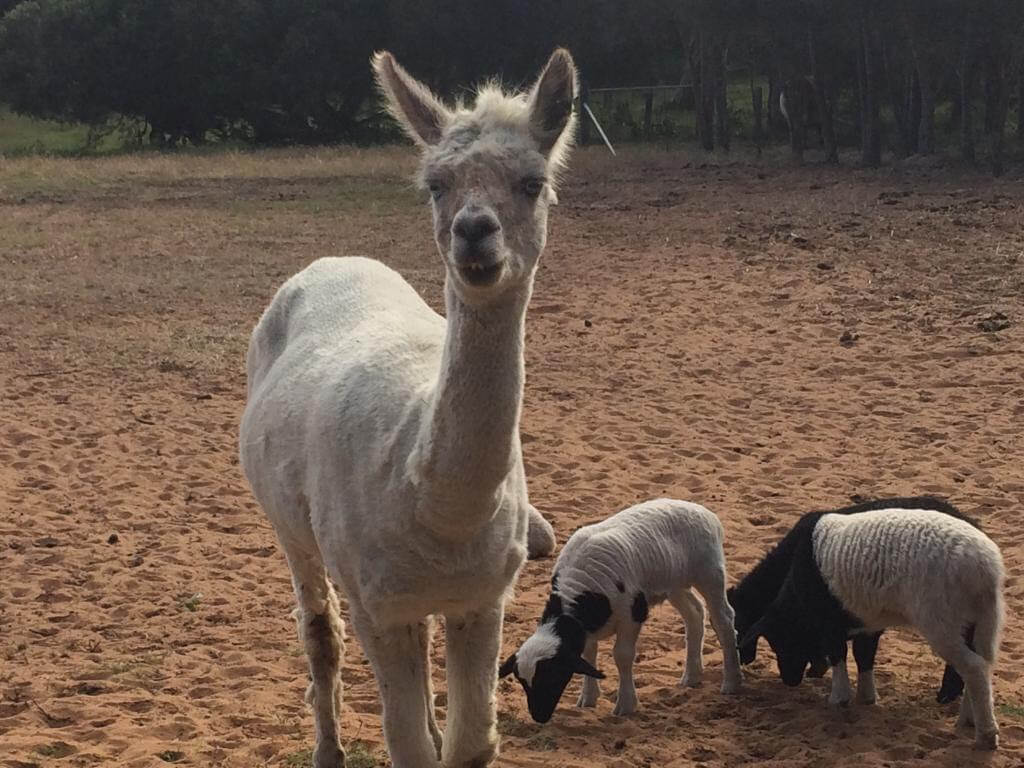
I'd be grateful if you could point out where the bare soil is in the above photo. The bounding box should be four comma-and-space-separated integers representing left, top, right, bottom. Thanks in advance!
1, 147, 1023, 767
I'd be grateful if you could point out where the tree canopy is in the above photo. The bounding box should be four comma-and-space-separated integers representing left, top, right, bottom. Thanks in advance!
0, 0, 1020, 169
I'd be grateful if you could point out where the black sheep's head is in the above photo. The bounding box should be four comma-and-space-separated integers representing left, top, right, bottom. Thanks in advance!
498, 615, 604, 723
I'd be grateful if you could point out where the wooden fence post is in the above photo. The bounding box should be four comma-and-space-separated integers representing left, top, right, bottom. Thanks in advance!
580, 80, 590, 146
752, 85, 763, 155
643, 90, 654, 138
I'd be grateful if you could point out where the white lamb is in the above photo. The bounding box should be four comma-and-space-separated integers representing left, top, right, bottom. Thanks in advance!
499, 499, 743, 722
739, 506, 1005, 750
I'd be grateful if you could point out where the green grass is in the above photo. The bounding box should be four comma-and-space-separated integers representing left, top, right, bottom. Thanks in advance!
0, 106, 125, 156
282, 742, 378, 768
998, 702, 1024, 719
35, 742, 74, 758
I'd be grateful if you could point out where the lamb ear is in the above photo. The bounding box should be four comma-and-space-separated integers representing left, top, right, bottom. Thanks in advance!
527, 48, 578, 157
371, 51, 452, 146
571, 656, 605, 680
498, 653, 517, 678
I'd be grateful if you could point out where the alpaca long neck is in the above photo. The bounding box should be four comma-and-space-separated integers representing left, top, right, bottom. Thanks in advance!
411, 278, 531, 534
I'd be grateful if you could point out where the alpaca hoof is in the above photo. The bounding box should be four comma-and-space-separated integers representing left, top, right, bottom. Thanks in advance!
720, 676, 742, 695
679, 674, 702, 689
445, 743, 498, 768
856, 692, 877, 705
956, 711, 975, 729
526, 506, 556, 560
612, 701, 637, 717
431, 730, 444, 760
973, 730, 998, 751
576, 693, 598, 708
828, 691, 852, 708
313, 742, 345, 768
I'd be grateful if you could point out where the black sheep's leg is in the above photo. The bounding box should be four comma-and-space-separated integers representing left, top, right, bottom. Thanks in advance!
825, 636, 853, 706
852, 632, 882, 704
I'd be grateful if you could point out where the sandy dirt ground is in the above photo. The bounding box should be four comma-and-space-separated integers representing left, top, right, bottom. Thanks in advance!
1, 147, 1023, 768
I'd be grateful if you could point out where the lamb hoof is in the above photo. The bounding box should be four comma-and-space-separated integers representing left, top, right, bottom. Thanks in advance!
973, 730, 998, 751
313, 742, 345, 768
526, 506, 556, 560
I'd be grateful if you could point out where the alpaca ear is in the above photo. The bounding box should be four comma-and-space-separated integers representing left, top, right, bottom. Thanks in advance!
527, 48, 578, 156
570, 655, 605, 679
498, 653, 517, 678
372, 51, 452, 146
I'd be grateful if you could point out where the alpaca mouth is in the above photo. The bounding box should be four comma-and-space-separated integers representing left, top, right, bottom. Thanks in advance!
459, 259, 505, 287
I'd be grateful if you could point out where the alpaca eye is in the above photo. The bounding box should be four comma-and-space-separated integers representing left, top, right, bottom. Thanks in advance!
427, 182, 445, 200
522, 178, 545, 198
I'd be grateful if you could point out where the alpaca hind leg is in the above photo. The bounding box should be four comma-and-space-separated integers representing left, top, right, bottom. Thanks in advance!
284, 549, 346, 768
353, 610, 441, 768
668, 589, 705, 688
443, 603, 504, 768
695, 570, 743, 694
576, 637, 600, 708
526, 504, 556, 560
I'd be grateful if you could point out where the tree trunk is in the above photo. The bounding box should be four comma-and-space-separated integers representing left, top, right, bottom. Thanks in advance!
881, 39, 912, 157
1018, 75, 1024, 143
752, 83, 764, 155
907, 72, 921, 154
808, 25, 838, 164
768, 74, 780, 134
917, 70, 935, 153
906, 9, 935, 154
783, 80, 806, 163
960, 8, 976, 163
984, 26, 1014, 176
859, 3, 882, 166
713, 43, 730, 151
690, 32, 714, 150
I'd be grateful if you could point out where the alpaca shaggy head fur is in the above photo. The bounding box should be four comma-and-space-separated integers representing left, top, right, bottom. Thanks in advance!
372, 49, 577, 308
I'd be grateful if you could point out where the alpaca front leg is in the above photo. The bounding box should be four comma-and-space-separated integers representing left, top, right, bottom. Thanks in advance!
444, 603, 503, 768
417, 619, 444, 758
612, 624, 641, 716
357, 617, 441, 768
576, 637, 600, 708
285, 553, 345, 768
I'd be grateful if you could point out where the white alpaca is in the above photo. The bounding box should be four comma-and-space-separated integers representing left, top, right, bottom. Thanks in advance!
500, 499, 742, 722
239, 49, 577, 768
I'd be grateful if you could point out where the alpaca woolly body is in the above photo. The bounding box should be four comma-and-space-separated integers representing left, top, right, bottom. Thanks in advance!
500, 499, 742, 722
741, 505, 1004, 750
729, 496, 972, 704
240, 49, 578, 768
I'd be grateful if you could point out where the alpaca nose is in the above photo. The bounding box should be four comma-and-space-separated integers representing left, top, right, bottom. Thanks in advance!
453, 210, 500, 243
